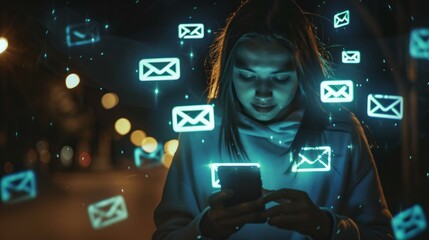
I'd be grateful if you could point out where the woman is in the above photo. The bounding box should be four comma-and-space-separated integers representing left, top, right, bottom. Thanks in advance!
153, 0, 393, 239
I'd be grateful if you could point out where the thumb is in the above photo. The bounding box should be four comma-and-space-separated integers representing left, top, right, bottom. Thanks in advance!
208, 190, 234, 209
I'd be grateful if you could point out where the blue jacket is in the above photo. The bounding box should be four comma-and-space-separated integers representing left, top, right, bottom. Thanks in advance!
153, 111, 393, 240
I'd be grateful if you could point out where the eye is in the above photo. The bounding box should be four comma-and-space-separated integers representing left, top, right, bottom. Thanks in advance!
273, 75, 291, 82
239, 73, 255, 80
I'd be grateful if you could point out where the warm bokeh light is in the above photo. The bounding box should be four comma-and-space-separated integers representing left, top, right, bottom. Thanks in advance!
39, 149, 51, 164
101, 92, 119, 109
25, 148, 38, 168
141, 137, 158, 153
65, 73, 80, 89
60, 145, 74, 167
162, 152, 174, 168
130, 130, 147, 146
0, 37, 8, 54
164, 139, 179, 155
4, 161, 13, 173
115, 118, 131, 135
78, 152, 92, 168
36, 140, 49, 152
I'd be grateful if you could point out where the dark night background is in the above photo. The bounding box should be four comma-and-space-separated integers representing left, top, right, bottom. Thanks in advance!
0, 0, 428, 239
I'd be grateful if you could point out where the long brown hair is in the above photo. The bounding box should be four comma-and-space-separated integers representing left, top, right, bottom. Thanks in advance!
206, 0, 332, 161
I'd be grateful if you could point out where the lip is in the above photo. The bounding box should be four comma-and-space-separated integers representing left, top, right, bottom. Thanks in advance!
252, 104, 276, 113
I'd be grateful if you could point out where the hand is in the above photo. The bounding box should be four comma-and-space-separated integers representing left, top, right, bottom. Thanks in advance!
257, 189, 332, 240
200, 190, 266, 239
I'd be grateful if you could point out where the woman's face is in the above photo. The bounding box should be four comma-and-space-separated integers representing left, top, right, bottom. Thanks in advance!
232, 38, 299, 122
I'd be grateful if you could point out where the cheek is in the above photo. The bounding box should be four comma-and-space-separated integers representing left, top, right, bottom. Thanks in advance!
233, 82, 252, 100
274, 82, 299, 102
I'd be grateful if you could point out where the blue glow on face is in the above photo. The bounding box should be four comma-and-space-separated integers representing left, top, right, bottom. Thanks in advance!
367, 94, 403, 120
409, 28, 429, 59
139, 58, 180, 81
65, 22, 100, 47
334, 10, 350, 28
209, 163, 261, 188
172, 104, 215, 132
391, 204, 427, 240
320, 80, 354, 103
87, 195, 128, 229
290, 146, 331, 172
1, 170, 37, 204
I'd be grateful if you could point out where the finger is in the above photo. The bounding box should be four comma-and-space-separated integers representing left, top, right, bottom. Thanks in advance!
208, 190, 234, 209
257, 189, 307, 205
261, 203, 300, 218
218, 210, 266, 227
267, 214, 307, 228
262, 189, 273, 195
215, 200, 263, 220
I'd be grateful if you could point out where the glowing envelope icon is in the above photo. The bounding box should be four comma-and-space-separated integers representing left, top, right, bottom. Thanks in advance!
367, 94, 403, 120
66, 22, 100, 47
291, 146, 331, 172
342, 50, 361, 64
87, 195, 128, 229
391, 204, 427, 240
409, 28, 429, 59
139, 58, 180, 81
334, 10, 350, 28
172, 105, 215, 132
320, 80, 354, 103
210, 163, 260, 188
134, 144, 164, 168
1, 170, 37, 204
178, 23, 204, 39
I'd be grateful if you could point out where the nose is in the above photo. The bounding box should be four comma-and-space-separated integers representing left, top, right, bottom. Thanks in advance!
255, 82, 272, 102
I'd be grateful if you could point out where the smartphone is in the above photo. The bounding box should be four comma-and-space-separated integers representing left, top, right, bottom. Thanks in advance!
217, 164, 264, 209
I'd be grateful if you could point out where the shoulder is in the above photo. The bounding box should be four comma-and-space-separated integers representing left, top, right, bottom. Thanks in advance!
326, 108, 363, 136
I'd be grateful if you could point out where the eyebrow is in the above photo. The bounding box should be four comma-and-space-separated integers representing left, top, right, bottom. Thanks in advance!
234, 56, 295, 74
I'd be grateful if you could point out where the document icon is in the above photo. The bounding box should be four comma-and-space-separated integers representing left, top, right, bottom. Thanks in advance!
66, 22, 100, 47
1, 170, 37, 204
134, 144, 164, 168
334, 10, 350, 28
409, 28, 429, 59
391, 204, 427, 240
172, 105, 215, 132
321, 80, 354, 103
178, 23, 204, 39
342, 50, 361, 64
367, 94, 403, 120
139, 58, 180, 81
210, 163, 260, 188
88, 195, 128, 229
291, 146, 331, 172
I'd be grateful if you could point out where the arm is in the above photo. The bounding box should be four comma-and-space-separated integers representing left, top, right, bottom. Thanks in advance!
152, 134, 207, 240
326, 122, 393, 240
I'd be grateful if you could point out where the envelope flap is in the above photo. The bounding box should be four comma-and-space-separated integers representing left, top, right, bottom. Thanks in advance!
412, 29, 429, 47
321, 81, 352, 96
335, 11, 349, 21
3, 171, 34, 191
190, 25, 203, 34
143, 60, 177, 75
90, 196, 126, 219
369, 95, 402, 111
174, 106, 212, 123
343, 51, 359, 58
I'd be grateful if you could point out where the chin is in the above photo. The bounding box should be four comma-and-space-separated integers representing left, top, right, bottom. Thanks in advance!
254, 115, 275, 122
